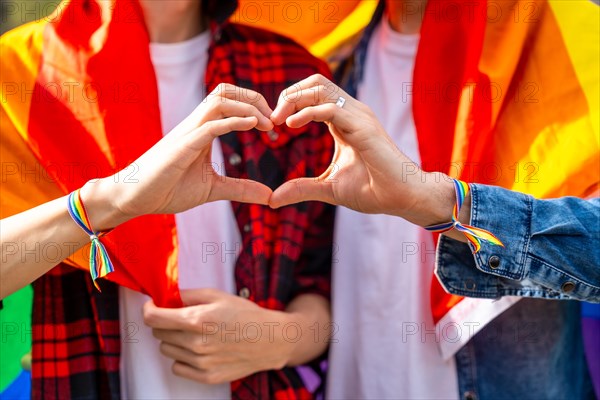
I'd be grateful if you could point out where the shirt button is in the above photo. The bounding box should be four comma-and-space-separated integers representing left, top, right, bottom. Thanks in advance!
267, 130, 279, 141
229, 153, 242, 166
488, 255, 500, 269
243, 223, 251, 233
239, 287, 250, 299
561, 281, 575, 293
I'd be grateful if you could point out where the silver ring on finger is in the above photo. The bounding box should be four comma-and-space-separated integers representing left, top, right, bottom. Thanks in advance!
335, 96, 346, 108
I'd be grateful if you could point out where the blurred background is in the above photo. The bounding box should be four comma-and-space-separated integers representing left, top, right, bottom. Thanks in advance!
1, 0, 57, 34
0, 0, 375, 58
1, 1, 598, 400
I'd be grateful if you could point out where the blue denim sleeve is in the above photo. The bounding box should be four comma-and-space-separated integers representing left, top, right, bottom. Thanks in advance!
435, 184, 600, 302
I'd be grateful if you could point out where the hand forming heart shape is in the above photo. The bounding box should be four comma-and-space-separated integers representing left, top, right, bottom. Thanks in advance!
268, 74, 454, 227
82, 74, 453, 232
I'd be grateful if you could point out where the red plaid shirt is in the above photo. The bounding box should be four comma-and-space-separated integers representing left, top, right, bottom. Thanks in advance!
25, 2, 334, 399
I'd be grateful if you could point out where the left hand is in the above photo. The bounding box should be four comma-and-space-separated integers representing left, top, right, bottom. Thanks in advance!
143, 288, 295, 385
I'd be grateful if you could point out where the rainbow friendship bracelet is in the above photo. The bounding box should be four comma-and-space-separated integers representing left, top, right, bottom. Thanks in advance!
425, 179, 504, 253
67, 189, 114, 290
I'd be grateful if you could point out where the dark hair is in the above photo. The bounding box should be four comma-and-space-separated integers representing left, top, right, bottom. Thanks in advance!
202, 0, 238, 24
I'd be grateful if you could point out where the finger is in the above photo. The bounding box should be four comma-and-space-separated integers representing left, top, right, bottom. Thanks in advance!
286, 103, 359, 137
153, 329, 194, 350
172, 361, 223, 385
186, 116, 258, 149
206, 97, 273, 131
181, 288, 225, 306
272, 74, 356, 122
160, 342, 210, 369
271, 84, 341, 125
153, 325, 218, 351
144, 300, 212, 331
208, 175, 272, 205
289, 104, 395, 156
277, 73, 334, 100
269, 177, 335, 209
272, 74, 329, 124
211, 83, 274, 120
143, 300, 191, 330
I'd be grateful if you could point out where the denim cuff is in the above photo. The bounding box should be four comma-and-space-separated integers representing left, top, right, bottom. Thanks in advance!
469, 183, 531, 281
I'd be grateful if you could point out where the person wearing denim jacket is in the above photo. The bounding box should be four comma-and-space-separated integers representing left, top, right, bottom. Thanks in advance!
268, 0, 597, 398
270, 78, 599, 398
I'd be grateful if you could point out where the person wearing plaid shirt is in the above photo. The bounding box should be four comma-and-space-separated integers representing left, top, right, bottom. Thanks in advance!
0, 0, 334, 399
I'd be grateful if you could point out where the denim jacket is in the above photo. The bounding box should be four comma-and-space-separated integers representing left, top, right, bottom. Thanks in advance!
436, 184, 598, 399
337, 2, 596, 398
436, 184, 600, 302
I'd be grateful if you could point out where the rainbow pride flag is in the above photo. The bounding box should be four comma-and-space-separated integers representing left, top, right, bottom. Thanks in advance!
412, 0, 598, 355
1, 0, 598, 396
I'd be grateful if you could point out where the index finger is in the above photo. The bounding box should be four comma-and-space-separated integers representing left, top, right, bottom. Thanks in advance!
210, 83, 273, 118
271, 74, 350, 124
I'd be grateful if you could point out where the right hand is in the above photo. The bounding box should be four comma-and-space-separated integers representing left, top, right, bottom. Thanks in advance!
269, 74, 455, 227
84, 83, 275, 230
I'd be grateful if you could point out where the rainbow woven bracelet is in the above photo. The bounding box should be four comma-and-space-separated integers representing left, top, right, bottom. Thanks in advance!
67, 189, 114, 290
425, 179, 504, 253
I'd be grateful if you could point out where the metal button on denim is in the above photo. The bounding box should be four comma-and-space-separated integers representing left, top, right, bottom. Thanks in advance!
239, 287, 250, 299
488, 255, 500, 269
464, 280, 476, 290
463, 391, 477, 400
229, 153, 242, 166
561, 281, 575, 293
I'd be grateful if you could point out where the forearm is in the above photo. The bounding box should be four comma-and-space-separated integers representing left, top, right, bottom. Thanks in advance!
0, 179, 127, 299
283, 293, 331, 366
1, 195, 87, 298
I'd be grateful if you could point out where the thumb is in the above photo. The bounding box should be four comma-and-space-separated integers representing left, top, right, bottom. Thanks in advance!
269, 177, 335, 209
208, 176, 273, 205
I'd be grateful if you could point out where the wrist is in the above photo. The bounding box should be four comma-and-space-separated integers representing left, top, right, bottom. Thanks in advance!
406, 172, 456, 227
441, 188, 471, 242
422, 176, 473, 243
250, 308, 297, 371
273, 310, 302, 369
79, 178, 132, 231
270, 311, 306, 369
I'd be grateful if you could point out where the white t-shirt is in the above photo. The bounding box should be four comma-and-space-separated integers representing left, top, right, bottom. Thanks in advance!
119, 32, 239, 400
327, 19, 459, 399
